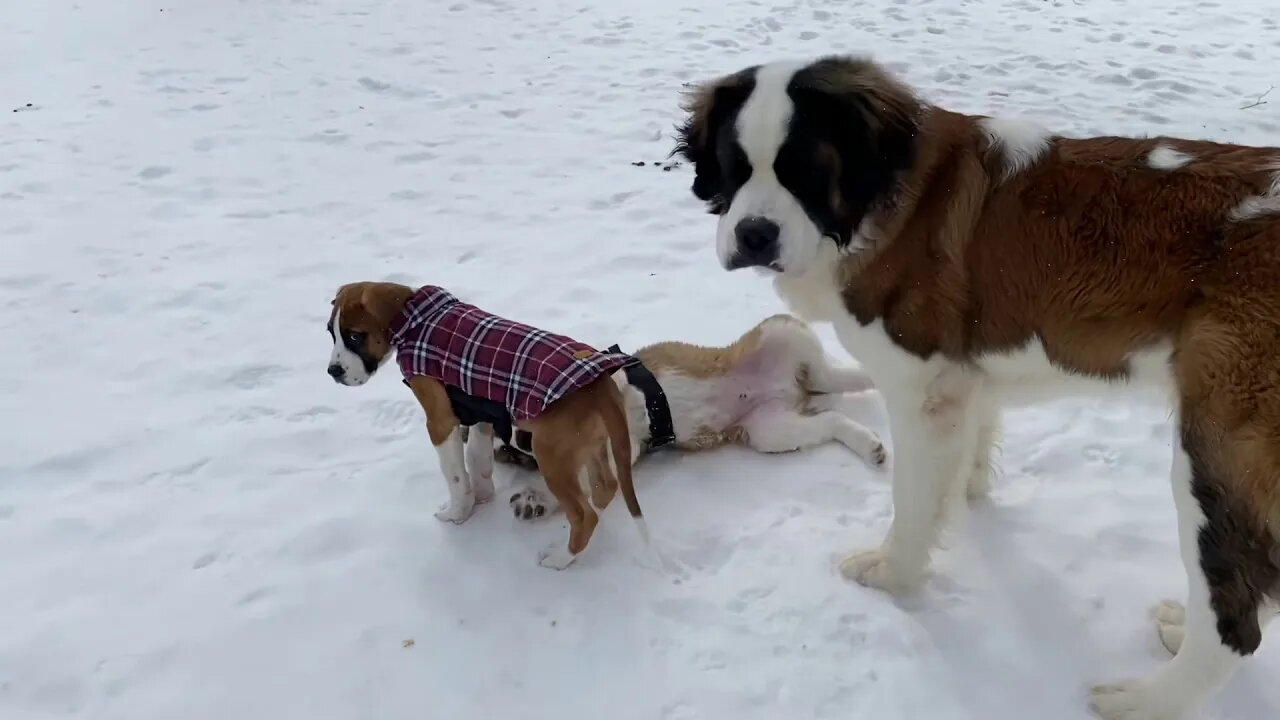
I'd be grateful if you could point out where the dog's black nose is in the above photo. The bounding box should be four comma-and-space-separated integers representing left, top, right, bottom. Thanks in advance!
327, 364, 346, 380
734, 217, 781, 266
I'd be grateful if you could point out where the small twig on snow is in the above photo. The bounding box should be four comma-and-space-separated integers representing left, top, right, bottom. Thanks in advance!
1240, 85, 1274, 110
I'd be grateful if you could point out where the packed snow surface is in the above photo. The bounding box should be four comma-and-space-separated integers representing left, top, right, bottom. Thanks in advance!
3, 0, 1279, 719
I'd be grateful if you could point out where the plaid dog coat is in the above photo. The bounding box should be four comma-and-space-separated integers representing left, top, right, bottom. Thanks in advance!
389, 286, 632, 422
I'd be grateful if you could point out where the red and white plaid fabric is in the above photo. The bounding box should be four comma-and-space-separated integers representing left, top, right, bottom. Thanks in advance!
389, 286, 632, 421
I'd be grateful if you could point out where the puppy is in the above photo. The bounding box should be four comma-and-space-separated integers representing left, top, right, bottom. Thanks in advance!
497, 314, 888, 521
326, 281, 643, 570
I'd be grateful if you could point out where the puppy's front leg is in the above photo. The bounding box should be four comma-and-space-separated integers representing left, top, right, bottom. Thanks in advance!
432, 425, 476, 523
464, 423, 495, 504
409, 377, 477, 524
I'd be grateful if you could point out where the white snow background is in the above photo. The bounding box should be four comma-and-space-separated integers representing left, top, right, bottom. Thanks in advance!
3, 0, 1280, 719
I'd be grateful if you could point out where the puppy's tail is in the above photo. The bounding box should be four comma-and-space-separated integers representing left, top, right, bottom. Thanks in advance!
597, 378, 649, 545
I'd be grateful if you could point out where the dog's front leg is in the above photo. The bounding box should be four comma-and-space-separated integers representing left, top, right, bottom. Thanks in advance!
839, 365, 981, 593
432, 425, 476, 523
409, 377, 477, 524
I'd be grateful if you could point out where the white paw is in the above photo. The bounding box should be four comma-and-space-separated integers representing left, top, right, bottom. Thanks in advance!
866, 439, 889, 468
537, 544, 578, 570
472, 475, 495, 504
1152, 600, 1186, 656
1089, 681, 1157, 720
509, 488, 557, 521
434, 498, 476, 524
838, 549, 914, 594
966, 466, 992, 500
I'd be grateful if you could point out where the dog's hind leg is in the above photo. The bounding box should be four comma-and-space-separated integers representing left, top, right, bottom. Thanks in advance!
741, 406, 886, 467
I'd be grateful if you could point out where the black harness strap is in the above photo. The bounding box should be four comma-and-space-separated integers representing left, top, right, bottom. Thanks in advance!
608, 344, 676, 452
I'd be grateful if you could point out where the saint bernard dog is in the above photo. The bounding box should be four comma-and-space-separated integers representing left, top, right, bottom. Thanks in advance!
676, 55, 1280, 719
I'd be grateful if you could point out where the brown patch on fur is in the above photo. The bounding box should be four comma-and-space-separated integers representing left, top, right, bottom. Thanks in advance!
520, 375, 639, 559
683, 425, 750, 452
633, 313, 801, 379
407, 376, 460, 446
330, 282, 416, 365
632, 314, 812, 453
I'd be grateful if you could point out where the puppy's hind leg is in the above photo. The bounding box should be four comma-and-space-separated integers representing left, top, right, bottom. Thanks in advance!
533, 447, 597, 570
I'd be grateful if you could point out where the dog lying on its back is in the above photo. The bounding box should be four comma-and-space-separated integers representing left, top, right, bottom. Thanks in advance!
494, 313, 888, 521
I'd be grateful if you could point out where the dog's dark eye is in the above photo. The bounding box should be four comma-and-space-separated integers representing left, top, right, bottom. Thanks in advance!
345, 331, 364, 346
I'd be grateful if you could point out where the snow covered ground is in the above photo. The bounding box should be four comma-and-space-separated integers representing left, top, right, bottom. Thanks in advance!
3, 0, 1280, 718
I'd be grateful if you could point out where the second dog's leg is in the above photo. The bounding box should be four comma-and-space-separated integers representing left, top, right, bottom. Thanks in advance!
741, 407, 886, 467
805, 358, 876, 395
464, 423, 495, 503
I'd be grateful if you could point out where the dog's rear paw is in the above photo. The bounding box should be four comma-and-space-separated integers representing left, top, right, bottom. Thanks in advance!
509, 488, 556, 521
869, 442, 888, 467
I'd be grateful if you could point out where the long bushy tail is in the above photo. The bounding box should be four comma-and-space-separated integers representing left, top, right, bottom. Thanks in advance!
597, 380, 649, 542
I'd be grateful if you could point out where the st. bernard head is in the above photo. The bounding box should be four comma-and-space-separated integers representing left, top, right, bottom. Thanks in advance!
326, 282, 409, 387
675, 56, 919, 276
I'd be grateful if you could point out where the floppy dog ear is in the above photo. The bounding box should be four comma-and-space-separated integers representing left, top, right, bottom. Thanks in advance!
789, 56, 919, 229
674, 69, 757, 213
357, 283, 415, 329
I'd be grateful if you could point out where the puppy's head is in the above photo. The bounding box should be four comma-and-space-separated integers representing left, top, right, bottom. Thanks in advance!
675, 56, 919, 276
326, 282, 411, 387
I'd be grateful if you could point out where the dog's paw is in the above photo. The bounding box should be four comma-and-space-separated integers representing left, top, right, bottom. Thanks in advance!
837, 549, 918, 594
472, 475, 495, 504
1151, 600, 1186, 656
434, 498, 476, 524
538, 544, 578, 570
509, 488, 556, 521
869, 441, 888, 467
1089, 681, 1159, 720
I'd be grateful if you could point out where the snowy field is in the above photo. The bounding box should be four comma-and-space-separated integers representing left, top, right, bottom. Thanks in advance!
3, 0, 1280, 718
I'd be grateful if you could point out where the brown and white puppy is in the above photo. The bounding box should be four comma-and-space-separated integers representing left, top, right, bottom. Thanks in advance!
498, 314, 888, 520
326, 282, 642, 570
677, 55, 1280, 719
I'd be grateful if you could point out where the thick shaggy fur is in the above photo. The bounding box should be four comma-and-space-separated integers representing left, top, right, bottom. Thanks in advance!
677, 55, 1280, 720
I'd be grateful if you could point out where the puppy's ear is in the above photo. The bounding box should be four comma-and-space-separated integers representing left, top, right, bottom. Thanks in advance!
674, 69, 756, 213
357, 283, 415, 329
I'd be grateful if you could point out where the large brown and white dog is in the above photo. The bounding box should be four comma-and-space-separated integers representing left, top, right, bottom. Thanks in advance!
497, 313, 888, 521
676, 55, 1280, 719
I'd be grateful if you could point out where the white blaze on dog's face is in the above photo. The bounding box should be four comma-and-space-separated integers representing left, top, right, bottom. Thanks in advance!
675, 56, 919, 276
326, 283, 398, 387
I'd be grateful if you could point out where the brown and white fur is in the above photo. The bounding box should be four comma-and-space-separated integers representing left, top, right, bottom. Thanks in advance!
677, 55, 1280, 719
326, 281, 643, 570
500, 314, 887, 520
